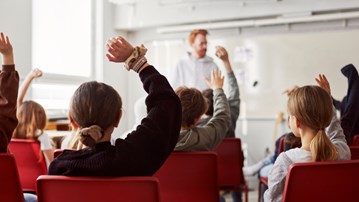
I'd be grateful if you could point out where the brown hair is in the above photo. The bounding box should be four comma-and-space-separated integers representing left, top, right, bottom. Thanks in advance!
13, 101, 47, 139
287, 86, 337, 161
202, 89, 214, 116
176, 86, 208, 128
188, 29, 208, 44
67, 81, 122, 148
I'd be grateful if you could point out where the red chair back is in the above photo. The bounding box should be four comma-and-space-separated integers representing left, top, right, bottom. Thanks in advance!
282, 160, 359, 202
350, 146, 359, 160
351, 134, 359, 146
154, 152, 219, 202
214, 138, 244, 187
37, 175, 160, 202
0, 154, 24, 202
8, 139, 47, 192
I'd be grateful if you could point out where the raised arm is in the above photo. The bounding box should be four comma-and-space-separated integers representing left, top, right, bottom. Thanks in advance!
216, 46, 240, 136
106, 36, 182, 175
0, 32, 19, 152
17, 68, 42, 108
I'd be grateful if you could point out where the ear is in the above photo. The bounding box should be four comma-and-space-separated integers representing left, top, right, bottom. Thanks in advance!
69, 116, 79, 129
294, 116, 301, 128
114, 110, 122, 128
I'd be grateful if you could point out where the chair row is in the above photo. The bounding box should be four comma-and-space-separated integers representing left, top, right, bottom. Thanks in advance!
3, 138, 247, 202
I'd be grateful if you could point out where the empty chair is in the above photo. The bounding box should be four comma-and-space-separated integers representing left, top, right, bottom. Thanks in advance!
282, 160, 359, 202
37, 175, 160, 202
351, 134, 359, 146
0, 154, 24, 202
215, 138, 248, 202
154, 152, 219, 202
8, 139, 47, 192
350, 146, 359, 160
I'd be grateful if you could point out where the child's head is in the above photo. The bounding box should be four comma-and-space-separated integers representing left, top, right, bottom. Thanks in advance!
175, 86, 208, 129
202, 89, 214, 116
13, 101, 47, 139
68, 81, 122, 147
287, 85, 337, 161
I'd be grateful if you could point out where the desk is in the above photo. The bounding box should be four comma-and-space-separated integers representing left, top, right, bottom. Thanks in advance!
46, 120, 71, 131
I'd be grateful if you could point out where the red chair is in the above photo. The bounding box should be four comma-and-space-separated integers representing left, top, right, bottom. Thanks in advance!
350, 146, 359, 160
154, 152, 219, 202
37, 175, 160, 202
351, 134, 359, 146
214, 138, 248, 202
282, 160, 359, 202
0, 154, 24, 202
8, 139, 47, 192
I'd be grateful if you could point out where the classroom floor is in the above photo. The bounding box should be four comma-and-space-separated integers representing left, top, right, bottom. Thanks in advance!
222, 189, 258, 202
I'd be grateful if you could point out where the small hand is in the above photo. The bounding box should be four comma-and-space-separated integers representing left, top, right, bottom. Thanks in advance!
106, 36, 134, 63
215, 46, 229, 62
315, 74, 331, 95
29, 68, 43, 79
0, 32, 14, 64
205, 69, 224, 90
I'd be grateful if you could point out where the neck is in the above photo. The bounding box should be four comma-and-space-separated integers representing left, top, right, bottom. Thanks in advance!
97, 127, 114, 143
300, 128, 316, 151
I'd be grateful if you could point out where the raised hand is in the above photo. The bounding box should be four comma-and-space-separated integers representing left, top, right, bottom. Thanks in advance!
106, 36, 134, 63
29, 68, 43, 79
205, 69, 225, 90
215, 46, 229, 62
0, 32, 14, 65
315, 74, 331, 95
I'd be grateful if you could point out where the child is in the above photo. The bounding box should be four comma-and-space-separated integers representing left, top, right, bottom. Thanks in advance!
174, 69, 231, 151
0, 32, 37, 202
0, 32, 19, 153
48, 36, 181, 176
12, 68, 54, 167
263, 74, 350, 201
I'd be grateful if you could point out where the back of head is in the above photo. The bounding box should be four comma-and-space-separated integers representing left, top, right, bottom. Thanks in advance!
287, 86, 337, 161
13, 101, 47, 139
69, 81, 122, 147
188, 29, 208, 44
175, 86, 208, 128
202, 89, 214, 116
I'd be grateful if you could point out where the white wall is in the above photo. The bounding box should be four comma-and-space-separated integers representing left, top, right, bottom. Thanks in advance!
0, 0, 32, 77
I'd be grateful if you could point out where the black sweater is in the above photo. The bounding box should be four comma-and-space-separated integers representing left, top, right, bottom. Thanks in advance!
48, 66, 181, 176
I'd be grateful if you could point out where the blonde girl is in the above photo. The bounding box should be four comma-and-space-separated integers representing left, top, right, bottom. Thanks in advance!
264, 74, 350, 202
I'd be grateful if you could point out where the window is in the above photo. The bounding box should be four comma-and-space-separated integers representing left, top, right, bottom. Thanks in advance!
32, 0, 93, 117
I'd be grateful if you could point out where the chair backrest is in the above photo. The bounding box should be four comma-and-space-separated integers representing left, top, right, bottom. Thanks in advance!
8, 139, 47, 192
154, 152, 219, 202
277, 135, 286, 155
37, 175, 160, 202
53, 149, 63, 158
214, 138, 244, 187
282, 160, 359, 202
350, 146, 359, 160
351, 134, 359, 146
0, 154, 24, 202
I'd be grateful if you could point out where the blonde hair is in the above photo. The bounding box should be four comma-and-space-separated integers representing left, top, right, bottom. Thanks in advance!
175, 86, 208, 128
13, 101, 47, 139
67, 81, 122, 149
188, 29, 208, 44
287, 86, 337, 161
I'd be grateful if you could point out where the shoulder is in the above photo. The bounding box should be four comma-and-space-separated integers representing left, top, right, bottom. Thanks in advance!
284, 148, 312, 163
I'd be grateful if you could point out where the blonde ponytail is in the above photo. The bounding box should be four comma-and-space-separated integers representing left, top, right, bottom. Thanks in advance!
310, 130, 337, 162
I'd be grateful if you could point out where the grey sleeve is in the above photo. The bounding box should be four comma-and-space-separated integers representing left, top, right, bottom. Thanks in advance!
226, 72, 240, 132
201, 88, 231, 150
326, 106, 351, 160
264, 153, 292, 202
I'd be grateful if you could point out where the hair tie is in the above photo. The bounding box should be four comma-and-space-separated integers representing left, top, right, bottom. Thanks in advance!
79, 125, 103, 146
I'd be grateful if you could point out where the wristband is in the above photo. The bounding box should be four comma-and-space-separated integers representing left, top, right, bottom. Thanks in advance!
132, 57, 147, 73
124, 44, 147, 71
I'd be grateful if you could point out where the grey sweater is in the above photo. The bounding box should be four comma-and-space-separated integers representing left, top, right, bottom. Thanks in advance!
174, 88, 231, 151
263, 107, 351, 202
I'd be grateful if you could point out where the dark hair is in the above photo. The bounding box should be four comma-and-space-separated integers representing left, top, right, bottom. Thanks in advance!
175, 86, 208, 128
202, 88, 213, 116
69, 81, 122, 147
